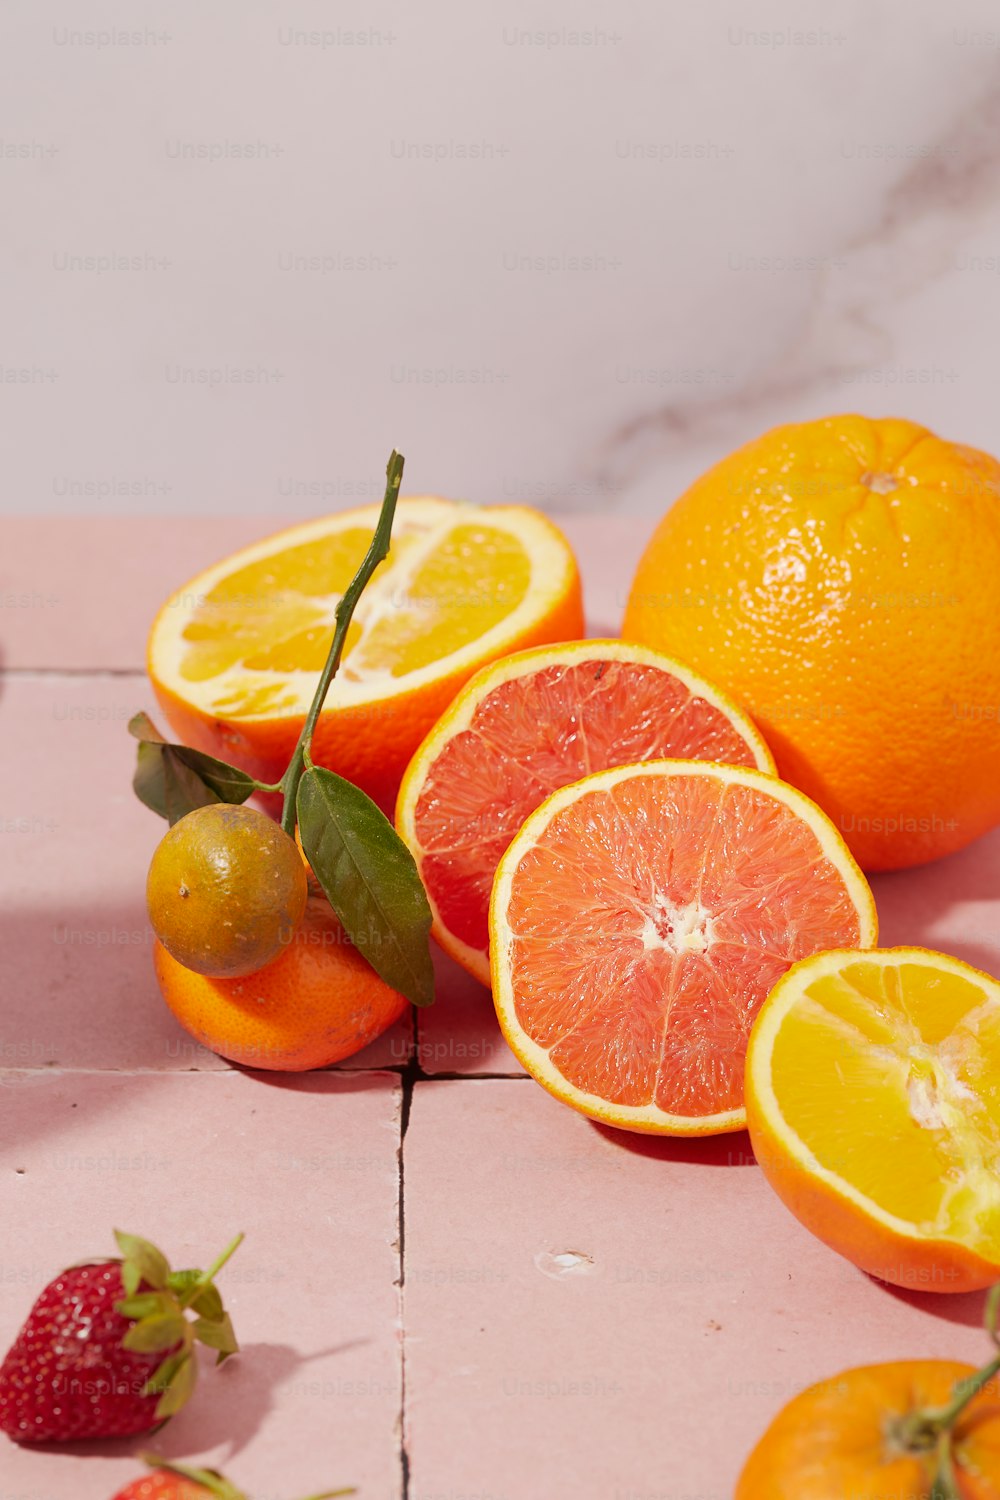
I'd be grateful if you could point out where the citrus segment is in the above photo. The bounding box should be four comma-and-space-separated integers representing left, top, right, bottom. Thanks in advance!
397, 640, 774, 985
746, 947, 1000, 1290
148, 498, 583, 810
491, 761, 876, 1135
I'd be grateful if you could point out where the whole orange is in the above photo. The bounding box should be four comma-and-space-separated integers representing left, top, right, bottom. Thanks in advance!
153, 891, 408, 1070
736, 1360, 1000, 1499
623, 415, 1000, 869
146, 804, 308, 978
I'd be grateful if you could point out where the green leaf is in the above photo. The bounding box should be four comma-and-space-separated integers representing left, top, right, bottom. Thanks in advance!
145, 1348, 189, 1395
190, 1282, 225, 1320
116, 1291, 172, 1320
136, 1459, 248, 1500
115, 1231, 170, 1291
129, 712, 257, 825
128, 711, 166, 744
134, 740, 221, 824
122, 1311, 187, 1353
166, 1267, 201, 1295
297, 766, 434, 1007
167, 1270, 226, 1320
194, 1311, 239, 1362
174, 749, 257, 804
152, 1349, 198, 1419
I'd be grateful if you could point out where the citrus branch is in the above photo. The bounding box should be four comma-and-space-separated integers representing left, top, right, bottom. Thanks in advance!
278, 450, 404, 836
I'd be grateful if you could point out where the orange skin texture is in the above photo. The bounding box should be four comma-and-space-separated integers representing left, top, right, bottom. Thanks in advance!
146, 804, 308, 979
745, 1082, 1000, 1294
736, 1361, 1000, 1499
149, 554, 584, 818
622, 414, 1000, 870
153, 892, 408, 1070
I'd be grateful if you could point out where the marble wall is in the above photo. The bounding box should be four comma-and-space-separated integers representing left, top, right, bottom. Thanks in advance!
4, 0, 1000, 517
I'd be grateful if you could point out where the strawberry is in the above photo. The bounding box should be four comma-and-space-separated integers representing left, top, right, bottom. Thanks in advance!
0, 1230, 243, 1444
111, 1455, 355, 1500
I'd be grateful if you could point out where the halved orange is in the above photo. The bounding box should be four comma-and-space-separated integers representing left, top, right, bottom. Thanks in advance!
148, 498, 583, 811
491, 761, 876, 1135
746, 947, 1000, 1291
397, 640, 775, 986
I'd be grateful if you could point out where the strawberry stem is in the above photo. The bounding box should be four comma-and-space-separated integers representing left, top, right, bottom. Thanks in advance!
278, 450, 404, 836
139, 1455, 246, 1500
198, 1232, 244, 1290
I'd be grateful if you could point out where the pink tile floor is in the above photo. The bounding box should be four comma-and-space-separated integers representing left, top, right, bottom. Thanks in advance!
2, 517, 999, 1497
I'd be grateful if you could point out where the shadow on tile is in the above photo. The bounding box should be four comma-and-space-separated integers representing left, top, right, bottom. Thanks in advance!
871, 825, 1000, 974
872, 1278, 990, 1331
0, 901, 412, 1076
589, 1120, 756, 1167
17, 1338, 372, 1464
237, 1068, 402, 1099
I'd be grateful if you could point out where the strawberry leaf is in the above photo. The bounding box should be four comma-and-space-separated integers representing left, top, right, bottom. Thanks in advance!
137, 1457, 248, 1500
122, 1311, 187, 1353
167, 1268, 223, 1320
190, 1283, 225, 1320
296, 766, 434, 1007
166, 1267, 202, 1296
116, 1291, 172, 1320
153, 1349, 198, 1419
194, 1311, 239, 1362
115, 1231, 170, 1291
145, 1348, 189, 1395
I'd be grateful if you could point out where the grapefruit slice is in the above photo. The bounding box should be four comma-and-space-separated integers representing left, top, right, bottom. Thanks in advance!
397, 640, 775, 986
148, 498, 583, 811
490, 761, 877, 1135
746, 946, 1000, 1291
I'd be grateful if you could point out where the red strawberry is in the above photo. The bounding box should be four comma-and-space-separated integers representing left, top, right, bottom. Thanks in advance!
0, 1230, 242, 1444
111, 1455, 354, 1500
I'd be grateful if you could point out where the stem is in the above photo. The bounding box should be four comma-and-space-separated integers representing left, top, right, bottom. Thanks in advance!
177, 1231, 245, 1309
200, 1230, 245, 1283
894, 1349, 1000, 1454
140, 1456, 244, 1500
930, 1435, 961, 1500
279, 450, 405, 835
930, 1350, 1000, 1429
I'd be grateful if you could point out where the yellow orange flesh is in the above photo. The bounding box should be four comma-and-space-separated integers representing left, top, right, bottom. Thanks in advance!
746, 947, 1000, 1290
147, 498, 583, 810
491, 761, 876, 1135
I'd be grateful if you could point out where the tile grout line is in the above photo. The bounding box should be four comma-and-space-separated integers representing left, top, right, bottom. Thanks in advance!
0, 1063, 531, 1080
0, 666, 148, 678
396, 1008, 419, 1500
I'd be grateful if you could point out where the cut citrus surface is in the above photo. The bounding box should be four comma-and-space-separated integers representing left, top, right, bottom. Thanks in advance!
397, 639, 775, 986
148, 498, 583, 810
746, 946, 1000, 1291
491, 761, 876, 1135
